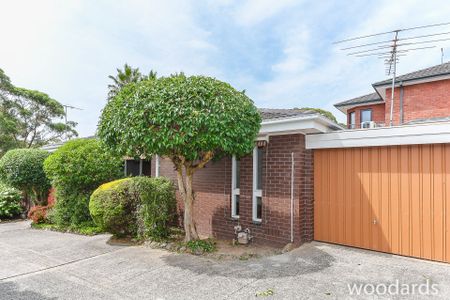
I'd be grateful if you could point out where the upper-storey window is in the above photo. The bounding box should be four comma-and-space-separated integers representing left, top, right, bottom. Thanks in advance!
349, 111, 356, 129
361, 109, 372, 123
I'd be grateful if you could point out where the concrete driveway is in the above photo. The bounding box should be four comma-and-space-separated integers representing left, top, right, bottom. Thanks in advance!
1, 221, 449, 300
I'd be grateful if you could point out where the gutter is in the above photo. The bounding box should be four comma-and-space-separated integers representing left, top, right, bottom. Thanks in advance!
372, 72, 450, 88
261, 114, 344, 131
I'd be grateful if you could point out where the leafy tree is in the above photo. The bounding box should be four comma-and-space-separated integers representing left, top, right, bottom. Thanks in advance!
0, 68, 78, 156
107, 64, 157, 100
0, 149, 51, 209
43, 139, 123, 227
295, 107, 338, 124
98, 74, 261, 241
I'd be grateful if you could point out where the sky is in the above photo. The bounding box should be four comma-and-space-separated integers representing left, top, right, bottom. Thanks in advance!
1, 0, 450, 137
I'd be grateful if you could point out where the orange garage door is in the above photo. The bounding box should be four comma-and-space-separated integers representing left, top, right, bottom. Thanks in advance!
314, 144, 450, 263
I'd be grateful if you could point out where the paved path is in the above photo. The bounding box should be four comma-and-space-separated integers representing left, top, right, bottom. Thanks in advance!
1, 221, 449, 299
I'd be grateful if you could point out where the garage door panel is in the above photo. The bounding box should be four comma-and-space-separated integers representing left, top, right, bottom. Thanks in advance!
399, 146, 411, 257
390, 146, 401, 255
446, 146, 450, 262
411, 146, 422, 258
432, 144, 444, 262
380, 147, 391, 253
344, 149, 353, 244
314, 144, 450, 264
422, 145, 433, 260
370, 147, 381, 251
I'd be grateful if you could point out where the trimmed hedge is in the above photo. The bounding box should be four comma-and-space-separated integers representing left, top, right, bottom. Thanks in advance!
43, 139, 123, 227
89, 176, 175, 239
0, 149, 51, 206
0, 182, 22, 218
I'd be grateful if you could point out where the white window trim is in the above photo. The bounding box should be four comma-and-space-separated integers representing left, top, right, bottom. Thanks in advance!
155, 155, 160, 177
231, 155, 240, 219
252, 147, 262, 222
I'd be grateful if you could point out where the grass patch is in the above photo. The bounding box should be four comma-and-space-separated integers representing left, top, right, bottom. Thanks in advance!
31, 222, 103, 236
185, 238, 216, 253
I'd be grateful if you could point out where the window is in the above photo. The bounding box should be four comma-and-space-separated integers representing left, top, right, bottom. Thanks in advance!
253, 147, 264, 222
124, 159, 151, 177
361, 109, 372, 123
349, 111, 356, 129
231, 156, 240, 218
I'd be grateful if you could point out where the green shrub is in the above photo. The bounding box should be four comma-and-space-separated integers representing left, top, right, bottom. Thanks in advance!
43, 139, 123, 227
0, 182, 23, 218
137, 177, 176, 240
89, 178, 138, 236
89, 176, 175, 239
0, 149, 50, 206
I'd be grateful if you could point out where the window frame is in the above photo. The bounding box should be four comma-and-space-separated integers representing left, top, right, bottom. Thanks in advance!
252, 147, 263, 222
231, 155, 240, 219
349, 111, 356, 129
360, 108, 373, 123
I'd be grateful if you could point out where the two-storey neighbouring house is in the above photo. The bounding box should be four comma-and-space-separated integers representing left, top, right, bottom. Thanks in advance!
335, 61, 450, 129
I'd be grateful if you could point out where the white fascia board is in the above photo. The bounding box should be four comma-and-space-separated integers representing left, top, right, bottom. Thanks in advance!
259, 115, 342, 137
306, 122, 450, 149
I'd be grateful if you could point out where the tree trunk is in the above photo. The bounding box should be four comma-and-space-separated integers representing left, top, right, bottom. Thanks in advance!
183, 171, 198, 241
175, 165, 199, 241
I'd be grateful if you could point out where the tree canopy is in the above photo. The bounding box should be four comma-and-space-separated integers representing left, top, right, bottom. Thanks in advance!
98, 74, 261, 240
0, 68, 77, 156
0, 148, 51, 207
99, 74, 261, 161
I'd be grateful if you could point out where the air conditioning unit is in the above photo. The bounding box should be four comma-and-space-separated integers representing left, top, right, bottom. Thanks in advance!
361, 121, 376, 129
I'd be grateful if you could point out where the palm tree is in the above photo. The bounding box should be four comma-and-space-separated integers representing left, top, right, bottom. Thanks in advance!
107, 64, 143, 100
147, 70, 158, 80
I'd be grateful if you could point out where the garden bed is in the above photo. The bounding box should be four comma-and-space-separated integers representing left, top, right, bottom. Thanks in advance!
140, 227, 285, 260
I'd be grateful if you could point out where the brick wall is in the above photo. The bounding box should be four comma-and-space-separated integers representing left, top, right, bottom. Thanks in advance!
347, 103, 386, 128
385, 79, 450, 125
152, 133, 314, 247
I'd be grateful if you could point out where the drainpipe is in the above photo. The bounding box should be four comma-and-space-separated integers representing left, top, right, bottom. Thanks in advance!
290, 152, 294, 243
399, 82, 404, 125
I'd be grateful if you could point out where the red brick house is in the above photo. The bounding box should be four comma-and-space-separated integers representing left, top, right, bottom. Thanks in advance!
149, 110, 341, 246
335, 61, 450, 129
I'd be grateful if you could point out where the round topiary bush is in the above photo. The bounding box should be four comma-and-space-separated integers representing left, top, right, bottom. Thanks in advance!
0, 149, 51, 207
89, 176, 175, 239
89, 178, 137, 236
43, 138, 123, 227
0, 182, 23, 218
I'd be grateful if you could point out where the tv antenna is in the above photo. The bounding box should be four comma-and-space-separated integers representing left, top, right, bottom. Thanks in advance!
62, 104, 83, 124
335, 22, 450, 126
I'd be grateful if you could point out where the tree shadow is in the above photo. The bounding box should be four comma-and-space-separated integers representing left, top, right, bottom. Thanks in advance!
0, 281, 56, 300
162, 243, 334, 279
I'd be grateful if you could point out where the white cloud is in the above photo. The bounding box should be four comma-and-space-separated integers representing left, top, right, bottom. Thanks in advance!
1, 0, 450, 134
0, 0, 220, 136
245, 0, 450, 123
233, 0, 300, 26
